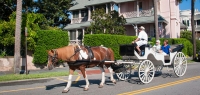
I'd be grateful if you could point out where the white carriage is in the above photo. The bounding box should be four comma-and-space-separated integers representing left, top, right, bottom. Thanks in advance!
111, 39, 187, 84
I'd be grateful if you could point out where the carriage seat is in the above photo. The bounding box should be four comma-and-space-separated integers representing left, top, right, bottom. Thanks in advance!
170, 44, 184, 53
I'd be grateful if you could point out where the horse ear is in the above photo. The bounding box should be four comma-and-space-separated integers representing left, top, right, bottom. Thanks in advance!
51, 49, 54, 53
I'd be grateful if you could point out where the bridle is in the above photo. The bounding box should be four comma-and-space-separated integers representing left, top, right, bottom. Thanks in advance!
48, 49, 58, 65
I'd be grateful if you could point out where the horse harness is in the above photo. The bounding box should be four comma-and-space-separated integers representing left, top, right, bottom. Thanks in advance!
49, 49, 58, 64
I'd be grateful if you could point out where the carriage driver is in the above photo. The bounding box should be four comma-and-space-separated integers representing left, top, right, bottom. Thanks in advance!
132, 26, 148, 55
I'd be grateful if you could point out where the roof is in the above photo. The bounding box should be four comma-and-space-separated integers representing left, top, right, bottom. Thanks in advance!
180, 23, 187, 29
125, 15, 168, 25
63, 21, 91, 30
64, 15, 168, 30
69, 0, 136, 11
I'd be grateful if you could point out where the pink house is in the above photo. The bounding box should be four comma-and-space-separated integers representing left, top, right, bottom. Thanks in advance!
64, 0, 180, 44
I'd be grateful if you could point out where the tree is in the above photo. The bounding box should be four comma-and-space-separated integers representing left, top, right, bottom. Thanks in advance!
14, 0, 22, 74
0, 0, 16, 21
154, 0, 159, 40
191, 0, 196, 60
33, 0, 71, 27
86, 8, 126, 35
0, 0, 71, 27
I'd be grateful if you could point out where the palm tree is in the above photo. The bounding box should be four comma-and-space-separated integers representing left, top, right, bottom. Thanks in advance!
191, 0, 196, 60
154, 0, 159, 40
14, 0, 22, 74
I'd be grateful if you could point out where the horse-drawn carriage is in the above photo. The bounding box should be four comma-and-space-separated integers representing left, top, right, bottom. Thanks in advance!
111, 38, 187, 83
47, 38, 187, 93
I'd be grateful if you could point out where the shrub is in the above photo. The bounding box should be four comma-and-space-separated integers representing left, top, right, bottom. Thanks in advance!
84, 34, 193, 59
84, 34, 137, 59
33, 30, 69, 64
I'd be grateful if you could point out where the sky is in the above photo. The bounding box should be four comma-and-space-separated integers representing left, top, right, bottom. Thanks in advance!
179, 0, 200, 11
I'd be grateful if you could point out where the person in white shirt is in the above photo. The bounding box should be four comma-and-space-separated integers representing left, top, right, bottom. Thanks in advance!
132, 26, 148, 55
153, 40, 161, 53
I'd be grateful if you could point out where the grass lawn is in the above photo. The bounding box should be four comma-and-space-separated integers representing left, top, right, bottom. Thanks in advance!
0, 71, 77, 82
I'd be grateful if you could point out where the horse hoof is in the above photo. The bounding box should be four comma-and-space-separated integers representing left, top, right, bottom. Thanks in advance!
83, 87, 89, 91
62, 89, 69, 93
99, 85, 103, 88
112, 80, 117, 84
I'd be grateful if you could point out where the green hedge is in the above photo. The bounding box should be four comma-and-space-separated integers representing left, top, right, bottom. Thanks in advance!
84, 34, 193, 59
33, 30, 69, 64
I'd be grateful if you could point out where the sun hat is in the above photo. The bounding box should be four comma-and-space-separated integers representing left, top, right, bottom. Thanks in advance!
139, 26, 145, 30
156, 40, 160, 43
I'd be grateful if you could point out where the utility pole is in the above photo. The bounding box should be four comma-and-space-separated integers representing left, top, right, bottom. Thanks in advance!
14, 0, 22, 74
154, 0, 159, 40
191, 0, 196, 60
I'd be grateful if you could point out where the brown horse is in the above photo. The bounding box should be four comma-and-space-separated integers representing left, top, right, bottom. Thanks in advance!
47, 44, 116, 93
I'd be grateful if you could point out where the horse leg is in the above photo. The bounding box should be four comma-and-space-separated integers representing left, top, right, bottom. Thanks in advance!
106, 64, 116, 84
80, 66, 89, 91
99, 65, 105, 88
62, 67, 75, 93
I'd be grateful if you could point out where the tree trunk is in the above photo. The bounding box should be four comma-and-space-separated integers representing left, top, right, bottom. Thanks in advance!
14, 0, 22, 74
191, 0, 196, 60
154, 0, 159, 40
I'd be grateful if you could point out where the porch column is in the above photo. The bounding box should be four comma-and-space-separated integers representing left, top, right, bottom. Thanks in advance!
88, 6, 91, 21
79, 10, 81, 23
82, 28, 85, 45
71, 12, 73, 24
93, 6, 95, 11
76, 29, 78, 44
106, 4, 108, 13
137, 0, 139, 17
118, 3, 120, 14
132, 24, 138, 36
110, 3, 113, 11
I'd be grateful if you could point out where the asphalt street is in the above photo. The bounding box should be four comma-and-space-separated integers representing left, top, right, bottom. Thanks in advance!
0, 62, 200, 95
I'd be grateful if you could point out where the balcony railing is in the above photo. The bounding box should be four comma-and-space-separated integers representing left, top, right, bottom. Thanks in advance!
69, 40, 82, 45
71, 16, 88, 24
120, 9, 154, 18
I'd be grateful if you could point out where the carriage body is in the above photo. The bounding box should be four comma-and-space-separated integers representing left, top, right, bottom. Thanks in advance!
114, 43, 187, 83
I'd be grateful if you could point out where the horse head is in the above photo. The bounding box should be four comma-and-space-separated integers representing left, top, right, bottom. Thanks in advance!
47, 49, 58, 70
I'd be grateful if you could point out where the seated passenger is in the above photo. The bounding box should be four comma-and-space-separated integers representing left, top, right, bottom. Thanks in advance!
153, 40, 161, 53
132, 26, 148, 55
159, 40, 171, 55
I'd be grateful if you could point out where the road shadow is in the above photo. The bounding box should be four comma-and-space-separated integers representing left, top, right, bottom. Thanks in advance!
45, 78, 116, 90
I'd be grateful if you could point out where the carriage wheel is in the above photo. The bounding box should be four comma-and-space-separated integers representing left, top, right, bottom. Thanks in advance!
173, 52, 187, 77
116, 63, 132, 81
155, 65, 163, 75
138, 60, 155, 83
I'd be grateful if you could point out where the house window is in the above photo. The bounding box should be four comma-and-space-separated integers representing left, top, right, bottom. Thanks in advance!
78, 29, 83, 40
70, 30, 76, 40
81, 9, 88, 17
187, 20, 189, 26
95, 5, 106, 12
197, 20, 200, 25
107, 4, 111, 12
73, 10, 79, 18
139, 2, 142, 11
182, 20, 186, 25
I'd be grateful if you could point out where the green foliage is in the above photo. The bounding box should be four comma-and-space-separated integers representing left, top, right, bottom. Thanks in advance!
0, 0, 71, 27
196, 40, 200, 53
180, 31, 192, 42
33, 30, 69, 64
86, 8, 126, 35
84, 34, 137, 59
84, 34, 193, 59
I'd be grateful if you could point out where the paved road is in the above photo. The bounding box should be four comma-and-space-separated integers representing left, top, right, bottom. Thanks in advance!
0, 62, 200, 95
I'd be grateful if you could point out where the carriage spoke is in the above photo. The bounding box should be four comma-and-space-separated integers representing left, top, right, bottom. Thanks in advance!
173, 52, 187, 77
